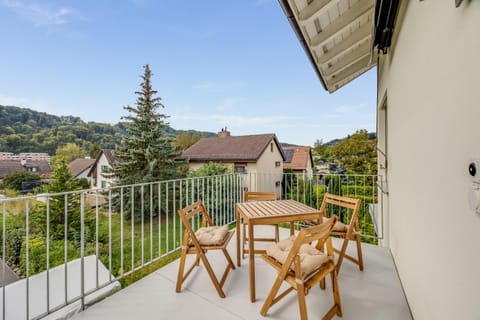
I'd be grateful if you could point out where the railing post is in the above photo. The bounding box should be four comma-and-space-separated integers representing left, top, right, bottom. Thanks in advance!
25, 199, 29, 320
46, 195, 50, 314
2, 202, 5, 320
80, 192, 85, 311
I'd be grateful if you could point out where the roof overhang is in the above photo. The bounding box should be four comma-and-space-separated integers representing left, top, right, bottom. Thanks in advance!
279, 0, 377, 93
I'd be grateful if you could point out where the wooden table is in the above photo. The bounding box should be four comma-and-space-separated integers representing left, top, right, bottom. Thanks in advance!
235, 199, 322, 302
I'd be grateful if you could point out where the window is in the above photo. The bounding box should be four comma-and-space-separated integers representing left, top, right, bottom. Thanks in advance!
234, 163, 247, 174
101, 165, 109, 172
101, 180, 107, 188
275, 161, 281, 167
235, 167, 246, 174
270, 142, 274, 152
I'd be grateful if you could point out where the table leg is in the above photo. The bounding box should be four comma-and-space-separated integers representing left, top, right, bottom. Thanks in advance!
236, 209, 241, 267
248, 222, 256, 302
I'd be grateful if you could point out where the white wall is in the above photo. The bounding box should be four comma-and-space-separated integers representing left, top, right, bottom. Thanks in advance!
93, 154, 115, 189
254, 140, 283, 194
377, 1, 480, 319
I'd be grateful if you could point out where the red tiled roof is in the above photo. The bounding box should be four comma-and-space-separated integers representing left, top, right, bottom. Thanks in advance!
282, 146, 312, 170
179, 133, 285, 162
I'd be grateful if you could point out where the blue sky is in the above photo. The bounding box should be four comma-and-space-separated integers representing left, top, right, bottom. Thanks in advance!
0, 0, 376, 146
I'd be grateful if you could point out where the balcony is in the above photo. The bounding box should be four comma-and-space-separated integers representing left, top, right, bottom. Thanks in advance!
72, 226, 411, 320
0, 173, 411, 319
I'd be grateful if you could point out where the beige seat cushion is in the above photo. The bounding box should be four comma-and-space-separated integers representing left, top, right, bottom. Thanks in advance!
194, 225, 229, 245
323, 217, 348, 232
266, 236, 330, 276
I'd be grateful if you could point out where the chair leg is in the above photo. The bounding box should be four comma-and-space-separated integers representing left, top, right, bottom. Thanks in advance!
242, 223, 247, 259
355, 234, 364, 271
335, 237, 349, 274
198, 251, 227, 298
176, 248, 188, 293
297, 283, 308, 320
320, 278, 326, 290
260, 273, 284, 316
331, 269, 342, 317
222, 248, 236, 270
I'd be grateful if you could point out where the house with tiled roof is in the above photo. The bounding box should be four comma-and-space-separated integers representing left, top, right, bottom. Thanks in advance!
282, 146, 313, 178
68, 158, 95, 180
88, 149, 118, 189
0, 159, 51, 181
178, 129, 285, 193
0, 160, 24, 181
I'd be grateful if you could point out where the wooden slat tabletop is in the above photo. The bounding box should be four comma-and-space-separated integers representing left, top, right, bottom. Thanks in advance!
236, 200, 321, 224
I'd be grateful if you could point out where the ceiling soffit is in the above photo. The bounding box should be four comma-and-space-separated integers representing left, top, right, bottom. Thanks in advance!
280, 0, 376, 93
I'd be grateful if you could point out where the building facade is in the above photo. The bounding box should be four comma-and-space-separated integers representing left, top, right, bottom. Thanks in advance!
179, 130, 285, 194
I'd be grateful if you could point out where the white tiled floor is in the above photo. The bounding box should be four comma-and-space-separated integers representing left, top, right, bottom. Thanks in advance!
73, 226, 412, 320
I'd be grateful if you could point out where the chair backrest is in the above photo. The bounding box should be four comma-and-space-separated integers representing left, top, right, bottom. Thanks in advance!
320, 193, 361, 233
244, 191, 277, 202
177, 200, 213, 237
282, 216, 338, 272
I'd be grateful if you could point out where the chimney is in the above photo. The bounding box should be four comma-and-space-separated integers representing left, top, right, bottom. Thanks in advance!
217, 127, 231, 138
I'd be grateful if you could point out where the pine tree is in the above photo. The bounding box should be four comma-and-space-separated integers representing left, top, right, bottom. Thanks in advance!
112, 64, 180, 185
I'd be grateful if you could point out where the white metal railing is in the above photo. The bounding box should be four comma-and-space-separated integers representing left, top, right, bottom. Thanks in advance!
0, 172, 381, 319
244, 172, 382, 241
0, 174, 243, 320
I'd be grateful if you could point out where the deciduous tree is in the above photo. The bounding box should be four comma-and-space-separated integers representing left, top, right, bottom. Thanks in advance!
331, 130, 377, 174
173, 132, 201, 151
52, 143, 86, 164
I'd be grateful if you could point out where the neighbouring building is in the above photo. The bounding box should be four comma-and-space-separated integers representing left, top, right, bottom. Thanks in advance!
282, 146, 313, 178
88, 150, 118, 189
68, 158, 95, 181
0, 159, 51, 181
178, 129, 285, 194
279, 0, 480, 318
0, 152, 14, 160
0, 152, 50, 162
17, 152, 50, 162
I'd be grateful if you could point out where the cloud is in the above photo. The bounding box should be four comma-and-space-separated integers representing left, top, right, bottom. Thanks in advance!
0, 0, 75, 26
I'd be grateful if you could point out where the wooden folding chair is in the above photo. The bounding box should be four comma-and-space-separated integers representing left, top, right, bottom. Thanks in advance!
242, 191, 279, 259
260, 216, 342, 320
176, 200, 235, 298
309, 193, 363, 274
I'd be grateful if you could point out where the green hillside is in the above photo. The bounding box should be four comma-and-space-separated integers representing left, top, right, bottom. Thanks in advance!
0, 105, 215, 156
